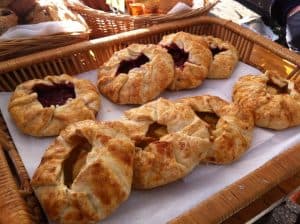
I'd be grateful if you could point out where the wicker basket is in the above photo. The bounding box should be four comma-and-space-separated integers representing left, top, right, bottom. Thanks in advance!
0, 16, 300, 224
0, 31, 89, 61
0, 2, 91, 62
67, 0, 218, 38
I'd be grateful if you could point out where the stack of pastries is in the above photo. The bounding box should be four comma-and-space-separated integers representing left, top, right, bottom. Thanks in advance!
7, 31, 300, 224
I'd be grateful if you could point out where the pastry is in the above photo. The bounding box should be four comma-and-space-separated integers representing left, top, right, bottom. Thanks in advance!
158, 0, 193, 14
0, 8, 17, 35
160, 32, 212, 90
26, 0, 82, 24
179, 95, 254, 164
192, 35, 239, 79
8, 74, 100, 137
233, 72, 300, 130
122, 98, 211, 189
97, 44, 174, 104
132, 0, 159, 14
31, 120, 135, 224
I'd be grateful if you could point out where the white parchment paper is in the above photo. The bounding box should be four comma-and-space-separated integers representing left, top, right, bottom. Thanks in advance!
0, 21, 87, 41
1, 62, 300, 224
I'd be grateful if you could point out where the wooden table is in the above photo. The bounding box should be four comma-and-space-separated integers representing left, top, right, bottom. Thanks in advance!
224, 171, 300, 223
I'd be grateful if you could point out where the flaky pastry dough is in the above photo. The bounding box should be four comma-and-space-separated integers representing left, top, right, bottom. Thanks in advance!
179, 95, 254, 164
160, 32, 212, 90
191, 35, 239, 79
31, 120, 135, 224
8, 74, 100, 137
233, 72, 300, 130
97, 44, 174, 104
122, 98, 211, 189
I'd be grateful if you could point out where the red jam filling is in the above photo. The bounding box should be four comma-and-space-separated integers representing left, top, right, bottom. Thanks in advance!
211, 47, 226, 56
166, 44, 189, 68
33, 83, 76, 107
117, 54, 149, 75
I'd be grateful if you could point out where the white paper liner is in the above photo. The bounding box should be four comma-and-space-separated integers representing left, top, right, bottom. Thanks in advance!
1, 61, 300, 224
0, 21, 86, 41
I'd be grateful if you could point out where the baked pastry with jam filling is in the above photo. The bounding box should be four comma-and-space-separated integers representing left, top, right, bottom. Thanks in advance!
188, 34, 239, 79
8, 74, 100, 137
233, 71, 300, 130
201, 36, 239, 79
97, 44, 174, 104
31, 120, 135, 224
179, 95, 254, 164
121, 98, 211, 189
160, 32, 212, 90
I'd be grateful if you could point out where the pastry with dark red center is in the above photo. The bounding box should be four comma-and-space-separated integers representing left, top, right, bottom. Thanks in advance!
192, 35, 239, 79
97, 44, 174, 105
233, 71, 300, 130
8, 74, 100, 137
159, 32, 212, 90
121, 98, 211, 189
178, 95, 254, 164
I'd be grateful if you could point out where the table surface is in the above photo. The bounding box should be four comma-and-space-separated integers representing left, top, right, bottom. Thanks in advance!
223, 172, 300, 223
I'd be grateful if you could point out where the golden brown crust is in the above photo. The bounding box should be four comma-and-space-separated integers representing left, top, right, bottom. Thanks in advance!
160, 32, 212, 90
122, 98, 211, 189
178, 95, 254, 164
97, 44, 174, 105
0, 8, 17, 35
26, 0, 81, 24
233, 72, 300, 130
8, 74, 100, 137
31, 120, 135, 224
192, 35, 239, 79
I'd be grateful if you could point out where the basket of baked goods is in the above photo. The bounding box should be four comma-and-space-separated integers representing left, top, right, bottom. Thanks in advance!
67, 0, 218, 38
1, 16, 300, 224
0, 0, 89, 61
